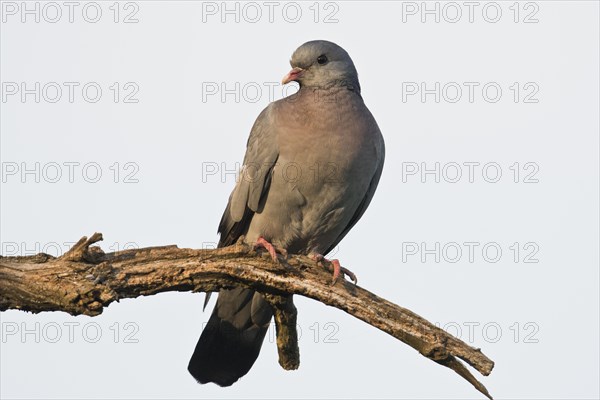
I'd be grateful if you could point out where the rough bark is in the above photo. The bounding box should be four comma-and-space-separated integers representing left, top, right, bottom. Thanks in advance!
0, 233, 494, 399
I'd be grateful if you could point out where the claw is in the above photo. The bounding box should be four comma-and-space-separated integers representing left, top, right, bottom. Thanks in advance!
311, 253, 358, 285
254, 236, 286, 262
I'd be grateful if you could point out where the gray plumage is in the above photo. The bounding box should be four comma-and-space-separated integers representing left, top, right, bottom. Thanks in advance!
188, 40, 385, 386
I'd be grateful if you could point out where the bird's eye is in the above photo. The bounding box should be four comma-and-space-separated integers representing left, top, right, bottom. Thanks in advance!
316, 55, 328, 65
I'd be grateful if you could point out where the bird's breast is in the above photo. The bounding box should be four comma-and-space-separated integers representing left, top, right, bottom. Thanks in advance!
245, 88, 381, 254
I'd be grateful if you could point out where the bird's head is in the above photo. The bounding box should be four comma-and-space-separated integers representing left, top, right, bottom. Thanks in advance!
282, 40, 359, 90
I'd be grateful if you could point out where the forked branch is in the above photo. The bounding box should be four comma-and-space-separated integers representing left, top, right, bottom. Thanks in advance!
0, 233, 494, 399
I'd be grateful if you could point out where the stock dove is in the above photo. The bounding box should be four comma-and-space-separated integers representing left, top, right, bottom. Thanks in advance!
188, 40, 385, 386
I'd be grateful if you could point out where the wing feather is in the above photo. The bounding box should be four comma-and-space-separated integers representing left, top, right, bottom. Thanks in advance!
218, 105, 279, 247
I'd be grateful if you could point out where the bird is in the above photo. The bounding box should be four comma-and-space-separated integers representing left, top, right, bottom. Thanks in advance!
188, 40, 385, 387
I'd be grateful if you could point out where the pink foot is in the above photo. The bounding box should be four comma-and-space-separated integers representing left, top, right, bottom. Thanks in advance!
311, 254, 358, 285
254, 237, 287, 262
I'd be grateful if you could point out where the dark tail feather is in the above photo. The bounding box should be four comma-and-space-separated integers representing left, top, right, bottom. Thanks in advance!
188, 288, 272, 386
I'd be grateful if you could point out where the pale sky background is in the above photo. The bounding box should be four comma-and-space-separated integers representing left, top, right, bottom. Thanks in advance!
1, 1, 599, 399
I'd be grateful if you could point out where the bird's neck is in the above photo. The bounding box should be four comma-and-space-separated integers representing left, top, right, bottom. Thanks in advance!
298, 79, 362, 102
300, 78, 362, 98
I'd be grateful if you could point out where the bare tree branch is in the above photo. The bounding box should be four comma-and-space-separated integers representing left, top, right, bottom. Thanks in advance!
0, 233, 494, 399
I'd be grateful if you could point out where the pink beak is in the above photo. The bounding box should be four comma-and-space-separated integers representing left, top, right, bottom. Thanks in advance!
282, 67, 304, 84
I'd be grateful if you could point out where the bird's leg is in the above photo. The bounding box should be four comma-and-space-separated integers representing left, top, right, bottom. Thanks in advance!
310, 253, 358, 285
254, 236, 287, 262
